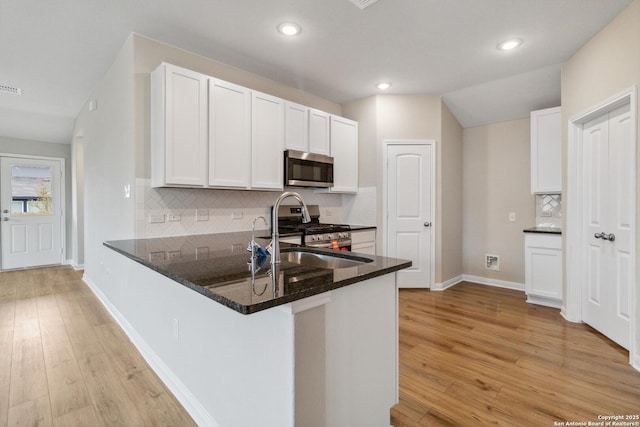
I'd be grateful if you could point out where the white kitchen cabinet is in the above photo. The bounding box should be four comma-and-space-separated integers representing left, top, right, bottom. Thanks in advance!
309, 109, 331, 155
251, 91, 285, 190
329, 116, 358, 193
151, 63, 208, 187
284, 102, 309, 152
351, 229, 376, 255
208, 79, 251, 188
531, 107, 561, 194
524, 233, 562, 308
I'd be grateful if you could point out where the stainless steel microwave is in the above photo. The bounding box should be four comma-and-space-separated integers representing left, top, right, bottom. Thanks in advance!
284, 150, 334, 188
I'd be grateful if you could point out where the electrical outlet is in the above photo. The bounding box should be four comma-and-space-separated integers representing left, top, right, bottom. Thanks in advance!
168, 251, 181, 260
508, 212, 516, 222
232, 210, 243, 220
168, 213, 181, 222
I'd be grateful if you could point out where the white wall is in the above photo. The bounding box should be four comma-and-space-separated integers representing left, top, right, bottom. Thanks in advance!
0, 135, 74, 262
73, 36, 136, 287
462, 118, 535, 285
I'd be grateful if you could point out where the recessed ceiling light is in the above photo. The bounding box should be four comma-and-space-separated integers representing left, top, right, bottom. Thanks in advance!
376, 82, 391, 90
277, 22, 301, 36
497, 38, 523, 51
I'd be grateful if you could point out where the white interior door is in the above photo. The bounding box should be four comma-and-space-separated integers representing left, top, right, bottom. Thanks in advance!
386, 143, 434, 288
1, 157, 63, 269
582, 103, 632, 349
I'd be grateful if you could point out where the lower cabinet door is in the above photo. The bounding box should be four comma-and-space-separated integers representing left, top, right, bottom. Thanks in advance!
524, 234, 562, 308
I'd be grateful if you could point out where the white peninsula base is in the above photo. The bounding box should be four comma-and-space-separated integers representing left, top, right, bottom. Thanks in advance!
86, 248, 399, 427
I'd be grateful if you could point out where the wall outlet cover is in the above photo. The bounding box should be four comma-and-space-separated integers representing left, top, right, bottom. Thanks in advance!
149, 214, 165, 224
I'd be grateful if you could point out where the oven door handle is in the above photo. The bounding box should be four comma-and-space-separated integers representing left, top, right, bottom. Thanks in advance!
305, 242, 334, 249
305, 239, 352, 249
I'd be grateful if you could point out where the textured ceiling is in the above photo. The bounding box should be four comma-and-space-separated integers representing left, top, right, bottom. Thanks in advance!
0, 0, 633, 143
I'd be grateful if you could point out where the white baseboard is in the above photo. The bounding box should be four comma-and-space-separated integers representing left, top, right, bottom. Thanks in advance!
461, 274, 525, 292
633, 352, 640, 373
433, 275, 463, 291
63, 259, 84, 270
82, 274, 218, 427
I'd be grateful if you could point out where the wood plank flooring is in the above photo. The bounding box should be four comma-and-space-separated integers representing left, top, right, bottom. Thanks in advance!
392, 282, 640, 426
0, 265, 196, 427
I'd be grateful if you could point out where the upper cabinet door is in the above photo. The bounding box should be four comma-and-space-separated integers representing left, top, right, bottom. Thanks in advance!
251, 91, 285, 190
309, 109, 331, 155
531, 107, 561, 194
151, 63, 208, 187
208, 79, 251, 188
285, 102, 309, 152
330, 116, 358, 193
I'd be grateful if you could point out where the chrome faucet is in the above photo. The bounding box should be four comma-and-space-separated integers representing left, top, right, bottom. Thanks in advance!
271, 191, 310, 269
248, 216, 268, 272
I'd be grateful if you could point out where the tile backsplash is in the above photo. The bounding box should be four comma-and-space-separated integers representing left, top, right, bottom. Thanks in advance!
135, 179, 344, 238
535, 194, 562, 228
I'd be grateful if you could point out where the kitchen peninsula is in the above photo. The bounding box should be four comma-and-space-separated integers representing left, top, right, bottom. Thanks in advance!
100, 231, 410, 427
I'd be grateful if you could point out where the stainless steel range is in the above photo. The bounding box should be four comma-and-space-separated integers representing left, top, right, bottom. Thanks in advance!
275, 205, 352, 251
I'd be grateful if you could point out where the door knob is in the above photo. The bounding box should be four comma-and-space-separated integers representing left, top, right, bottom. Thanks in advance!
2, 209, 7, 214
594, 232, 605, 239
2, 217, 8, 221
605, 233, 616, 242
424, 221, 431, 227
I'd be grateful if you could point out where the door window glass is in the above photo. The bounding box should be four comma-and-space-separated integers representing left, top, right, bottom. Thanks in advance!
10, 165, 53, 215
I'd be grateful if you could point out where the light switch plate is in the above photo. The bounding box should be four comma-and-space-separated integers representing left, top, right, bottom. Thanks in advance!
149, 214, 165, 224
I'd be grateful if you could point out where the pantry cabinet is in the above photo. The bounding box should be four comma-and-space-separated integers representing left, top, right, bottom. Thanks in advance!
251, 91, 285, 190
151, 63, 208, 187
524, 233, 562, 308
531, 107, 561, 194
329, 116, 358, 193
208, 79, 251, 188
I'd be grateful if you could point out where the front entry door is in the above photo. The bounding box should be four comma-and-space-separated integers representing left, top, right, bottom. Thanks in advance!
0, 157, 63, 269
581, 103, 633, 350
386, 143, 434, 288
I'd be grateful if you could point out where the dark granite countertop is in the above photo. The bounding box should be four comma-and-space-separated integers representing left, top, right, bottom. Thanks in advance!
104, 231, 410, 315
523, 226, 562, 235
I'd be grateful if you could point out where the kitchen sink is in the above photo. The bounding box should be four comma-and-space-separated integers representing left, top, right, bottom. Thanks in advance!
280, 249, 372, 269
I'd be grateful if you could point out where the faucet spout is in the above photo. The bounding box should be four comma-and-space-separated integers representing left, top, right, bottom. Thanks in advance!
271, 191, 310, 268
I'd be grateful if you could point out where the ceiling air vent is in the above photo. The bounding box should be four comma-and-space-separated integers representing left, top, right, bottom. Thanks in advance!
0, 84, 22, 95
348, 0, 379, 9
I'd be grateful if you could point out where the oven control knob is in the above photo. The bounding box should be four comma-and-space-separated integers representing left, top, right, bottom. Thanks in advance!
328, 234, 334, 240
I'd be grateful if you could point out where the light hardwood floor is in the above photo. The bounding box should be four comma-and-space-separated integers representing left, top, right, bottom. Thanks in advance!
0, 265, 196, 427
392, 282, 640, 426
